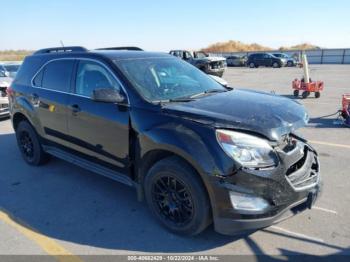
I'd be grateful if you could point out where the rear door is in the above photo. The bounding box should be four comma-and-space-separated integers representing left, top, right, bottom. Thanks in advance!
31, 59, 75, 144
263, 54, 273, 66
67, 59, 130, 174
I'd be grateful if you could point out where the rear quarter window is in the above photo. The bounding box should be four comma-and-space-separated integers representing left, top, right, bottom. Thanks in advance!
13, 56, 46, 86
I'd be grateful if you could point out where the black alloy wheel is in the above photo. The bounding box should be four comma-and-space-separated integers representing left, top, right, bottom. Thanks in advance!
152, 175, 194, 226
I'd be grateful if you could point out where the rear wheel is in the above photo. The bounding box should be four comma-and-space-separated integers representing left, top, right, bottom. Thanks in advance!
287, 61, 293, 67
15, 121, 49, 165
144, 156, 211, 236
315, 92, 321, 98
302, 91, 310, 99
293, 90, 299, 97
249, 62, 256, 68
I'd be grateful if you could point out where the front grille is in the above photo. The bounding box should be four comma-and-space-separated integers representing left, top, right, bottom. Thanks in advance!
210, 61, 225, 69
285, 147, 319, 190
0, 88, 7, 97
1, 103, 9, 109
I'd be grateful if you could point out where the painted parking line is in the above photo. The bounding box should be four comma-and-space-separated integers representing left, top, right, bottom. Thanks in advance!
313, 206, 338, 215
309, 140, 350, 149
0, 209, 83, 262
270, 226, 325, 243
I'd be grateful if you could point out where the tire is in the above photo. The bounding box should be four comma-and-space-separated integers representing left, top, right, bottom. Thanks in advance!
15, 121, 49, 166
287, 61, 293, 67
293, 90, 299, 97
315, 92, 321, 98
272, 62, 280, 68
249, 62, 256, 68
144, 156, 211, 236
302, 91, 310, 99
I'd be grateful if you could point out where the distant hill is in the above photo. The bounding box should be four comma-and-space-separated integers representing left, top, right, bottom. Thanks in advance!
201, 41, 320, 52
279, 43, 321, 51
202, 41, 272, 53
0, 50, 33, 61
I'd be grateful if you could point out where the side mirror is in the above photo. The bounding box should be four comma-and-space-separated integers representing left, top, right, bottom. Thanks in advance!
92, 88, 126, 103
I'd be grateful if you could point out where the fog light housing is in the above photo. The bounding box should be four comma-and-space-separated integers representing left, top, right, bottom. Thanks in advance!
229, 191, 269, 214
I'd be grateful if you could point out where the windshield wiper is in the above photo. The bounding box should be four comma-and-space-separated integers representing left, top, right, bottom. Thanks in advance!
190, 89, 227, 98
205, 89, 228, 94
169, 97, 195, 102
153, 97, 195, 104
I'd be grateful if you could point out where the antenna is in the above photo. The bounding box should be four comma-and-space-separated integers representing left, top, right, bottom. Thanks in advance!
60, 40, 65, 47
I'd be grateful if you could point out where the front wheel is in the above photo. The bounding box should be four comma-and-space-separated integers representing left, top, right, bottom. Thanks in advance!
15, 121, 50, 165
272, 62, 280, 68
293, 90, 299, 97
144, 156, 211, 236
315, 92, 321, 98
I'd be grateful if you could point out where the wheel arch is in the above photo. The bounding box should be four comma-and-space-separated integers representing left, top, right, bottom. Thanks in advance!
12, 111, 32, 130
137, 148, 214, 220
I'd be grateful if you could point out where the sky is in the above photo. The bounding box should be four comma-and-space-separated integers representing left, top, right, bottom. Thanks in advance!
2, 0, 350, 51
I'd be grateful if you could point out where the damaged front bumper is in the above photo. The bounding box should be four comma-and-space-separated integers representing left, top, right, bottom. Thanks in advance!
208, 139, 322, 235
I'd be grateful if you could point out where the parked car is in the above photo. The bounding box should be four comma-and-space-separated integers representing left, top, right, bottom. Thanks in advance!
3, 62, 21, 78
247, 53, 286, 68
226, 55, 247, 67
273, 53, 297, 67
9, 46, 321, 236
169, 50, 226, 77
0, 69, 11, 118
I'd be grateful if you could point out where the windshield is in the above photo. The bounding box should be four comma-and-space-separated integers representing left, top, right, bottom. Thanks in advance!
195, 52, 207, 59
4, 65, 20, 72
115, 57, 226, 102
0, 70, 6, 77
274, 53, 289, 58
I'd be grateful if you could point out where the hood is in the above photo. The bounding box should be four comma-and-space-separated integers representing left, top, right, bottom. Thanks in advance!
0, 77, 13, 88
209, 75, 228, 86
162, 89, 308, 141
202, 56, 226, 62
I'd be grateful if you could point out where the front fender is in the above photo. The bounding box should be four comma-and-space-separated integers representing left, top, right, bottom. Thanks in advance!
138, 121, 230, 178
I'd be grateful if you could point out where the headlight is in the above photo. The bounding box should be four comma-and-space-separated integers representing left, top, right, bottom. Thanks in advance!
216, 129, 278, 168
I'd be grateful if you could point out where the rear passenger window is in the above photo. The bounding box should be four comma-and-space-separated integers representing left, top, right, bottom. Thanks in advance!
41, 60, 75, 92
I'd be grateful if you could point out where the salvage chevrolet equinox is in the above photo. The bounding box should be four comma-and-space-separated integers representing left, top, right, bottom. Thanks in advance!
8, 46, 321, 236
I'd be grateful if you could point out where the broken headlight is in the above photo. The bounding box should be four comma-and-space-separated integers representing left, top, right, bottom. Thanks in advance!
216, 129, 278, 168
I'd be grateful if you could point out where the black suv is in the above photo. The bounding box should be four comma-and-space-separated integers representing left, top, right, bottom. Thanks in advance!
9, 46, 321, 236
247, 53, 286, 68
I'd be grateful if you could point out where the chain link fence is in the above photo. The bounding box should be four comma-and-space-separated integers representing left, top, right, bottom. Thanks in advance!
209, 48, 350, 64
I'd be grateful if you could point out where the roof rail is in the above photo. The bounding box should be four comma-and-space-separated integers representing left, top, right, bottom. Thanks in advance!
34, 46, 88, 55
95, 46, 144, 51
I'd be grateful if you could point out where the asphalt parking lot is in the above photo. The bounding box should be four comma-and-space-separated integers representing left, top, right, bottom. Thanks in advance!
0, 65, 349, 259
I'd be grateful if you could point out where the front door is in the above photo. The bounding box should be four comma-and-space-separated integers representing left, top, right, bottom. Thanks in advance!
67, 59, 130, 174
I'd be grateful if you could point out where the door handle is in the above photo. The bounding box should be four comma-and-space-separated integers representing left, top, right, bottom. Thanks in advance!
69, 104, 81, 114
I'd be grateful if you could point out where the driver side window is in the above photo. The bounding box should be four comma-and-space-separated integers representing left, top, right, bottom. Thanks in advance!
75, 60, 121, 97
